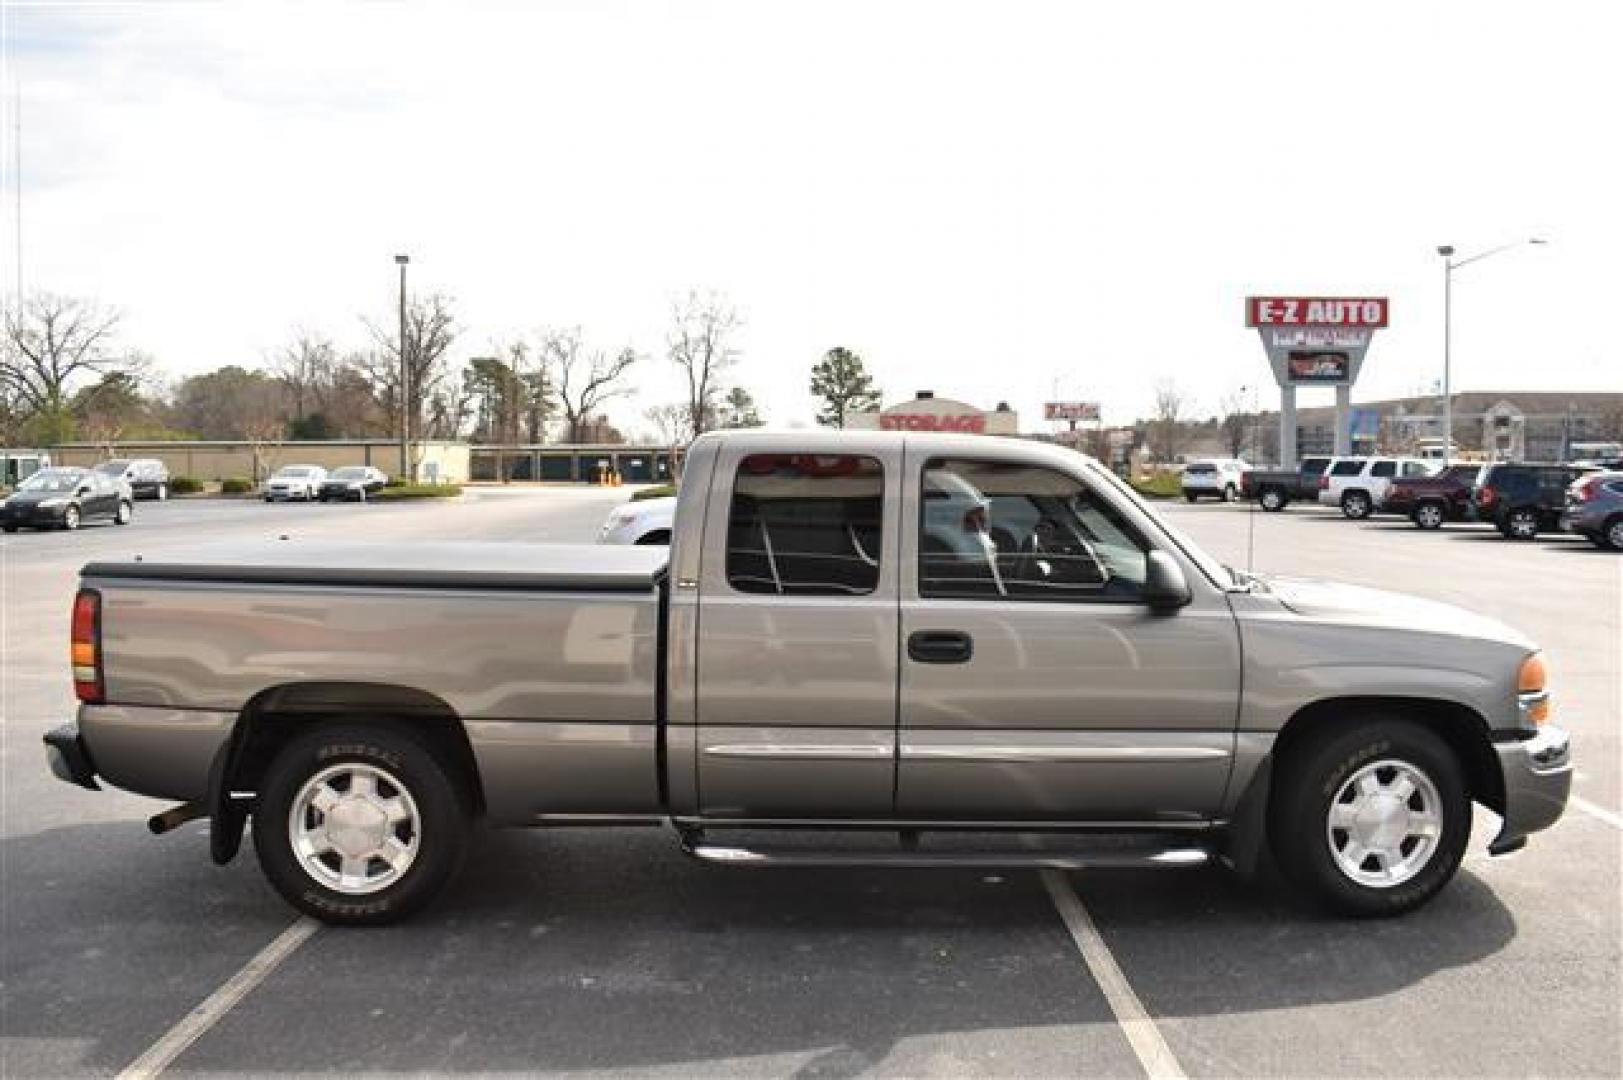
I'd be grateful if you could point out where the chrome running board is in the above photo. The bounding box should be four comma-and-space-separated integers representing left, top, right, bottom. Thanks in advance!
680, 833, 1210, 870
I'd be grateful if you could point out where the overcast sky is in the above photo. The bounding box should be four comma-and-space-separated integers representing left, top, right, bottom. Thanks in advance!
3, 1, 1618, 437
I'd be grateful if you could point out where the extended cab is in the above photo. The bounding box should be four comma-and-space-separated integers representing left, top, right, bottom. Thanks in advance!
1240, 456, 1331, 512
45, 432, 1571, 925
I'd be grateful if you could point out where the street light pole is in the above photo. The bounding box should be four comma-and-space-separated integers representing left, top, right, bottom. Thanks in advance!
1435, 238, 1544, 466
395, 254, 410, 481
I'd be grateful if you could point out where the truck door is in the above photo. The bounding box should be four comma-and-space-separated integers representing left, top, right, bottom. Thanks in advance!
897, 448, 1241, 821
694, 448, 900, 817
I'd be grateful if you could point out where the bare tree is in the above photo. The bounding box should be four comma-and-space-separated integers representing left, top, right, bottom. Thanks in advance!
544, 327, 637, 443
1217, 387, 1252, 458
643, 403, 690, 446
667, 291, 740, 438
270, 330, 339, 423
2, 294, 134, 440
1149, 380, 1191, 464
362, 294, 458, 445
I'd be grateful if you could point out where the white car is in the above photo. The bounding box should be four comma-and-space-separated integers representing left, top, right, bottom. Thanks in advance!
1181, 459, 1249, 502
598, 495, 676, 545
1317, 456, 1435, 519
264, 465, 328, 502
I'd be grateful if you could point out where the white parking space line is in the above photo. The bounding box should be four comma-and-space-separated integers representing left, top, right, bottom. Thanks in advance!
1040, 868, 1186, 1080
1570, 795, 1623, 830
117, 917, 319, 1080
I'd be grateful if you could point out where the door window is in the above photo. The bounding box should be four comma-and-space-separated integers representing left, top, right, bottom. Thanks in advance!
1370, 460, 1397, 478
919, 459, 1151, 602
726, 454, 884, 595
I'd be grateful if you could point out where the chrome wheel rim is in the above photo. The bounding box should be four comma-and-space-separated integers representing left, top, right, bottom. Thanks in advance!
289, 763, 421, 895
1511, 512, 1537, 538
1417, 504, 1442, 528
1344, 495, 1368, 518
1326, 759, 1443, 888
63, 507, 79, 529
1609, 521, 1623, 549
1261, 491, 1282, 510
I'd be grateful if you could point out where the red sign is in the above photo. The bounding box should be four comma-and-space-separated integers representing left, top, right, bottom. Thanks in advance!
1246, 297, 1389, 328
880, 413, 986, 433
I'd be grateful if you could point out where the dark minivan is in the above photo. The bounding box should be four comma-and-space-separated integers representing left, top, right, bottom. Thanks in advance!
1474, 463, 1596, 540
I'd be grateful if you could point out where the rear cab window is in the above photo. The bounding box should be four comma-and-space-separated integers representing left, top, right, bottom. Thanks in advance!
725, 454, 884, 595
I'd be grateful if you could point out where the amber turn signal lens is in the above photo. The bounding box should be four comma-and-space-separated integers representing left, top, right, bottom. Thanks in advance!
1518, 653, 1547, 694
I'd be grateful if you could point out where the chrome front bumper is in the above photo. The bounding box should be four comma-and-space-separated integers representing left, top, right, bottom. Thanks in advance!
1489, 725, 1572, 855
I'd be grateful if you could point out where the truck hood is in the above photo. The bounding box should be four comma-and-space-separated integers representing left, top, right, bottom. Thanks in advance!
1259, 575, 1535, 650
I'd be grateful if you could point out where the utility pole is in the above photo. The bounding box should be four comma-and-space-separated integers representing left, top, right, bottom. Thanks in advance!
395, 254, 410, 481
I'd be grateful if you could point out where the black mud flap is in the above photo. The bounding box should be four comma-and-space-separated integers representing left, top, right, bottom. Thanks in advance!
1218, 753, 1272, 878
205, 741, 251, 865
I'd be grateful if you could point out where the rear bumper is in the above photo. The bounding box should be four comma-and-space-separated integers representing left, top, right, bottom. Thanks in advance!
43, 723, 100, 790
1489, 725, 1572, 855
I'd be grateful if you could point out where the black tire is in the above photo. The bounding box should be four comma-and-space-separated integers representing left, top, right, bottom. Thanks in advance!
1340, 490, 1372, 520
1505, 507, 1539, 541
1259, 488, 1286, 512
1269, 718, 1470, 917
1411, 501, 1446, 530
114, 500, 133, 526
252, 724, 471, 926
1183, 492, 1198, 503
62, 505, 81, 531
1599, 515, 1623, 552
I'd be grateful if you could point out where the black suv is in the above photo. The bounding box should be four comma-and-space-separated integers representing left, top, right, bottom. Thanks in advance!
1474, 463, 1596, 540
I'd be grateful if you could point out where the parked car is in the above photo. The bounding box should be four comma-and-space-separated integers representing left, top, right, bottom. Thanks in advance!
1180, 458, 1249, 502
1240, 456, 1332, 512
264, 464, 328, 502
45, 431, 1570, 926
1318, 456, 1436, 519
94, 458, 171, 501
1, 467, 133, 532
599, 495, 676, 545
1473, 462, 1596, 540
1560, 471, 1623, 551
1383, 464, 1483, 529
317, 466, 387, 502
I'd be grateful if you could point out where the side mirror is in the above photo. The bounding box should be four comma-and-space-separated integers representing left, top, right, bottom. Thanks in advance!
1142, 550, 1191, 613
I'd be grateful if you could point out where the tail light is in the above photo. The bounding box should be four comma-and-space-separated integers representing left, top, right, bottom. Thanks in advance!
1573, 477, 1601, 502
1477, 485, 1497, 507
1318, 475, 1329, 490
71, 589, 104, 704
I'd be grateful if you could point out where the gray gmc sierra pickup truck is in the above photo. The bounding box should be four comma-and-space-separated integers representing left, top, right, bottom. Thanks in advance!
45, 431, 1571, 925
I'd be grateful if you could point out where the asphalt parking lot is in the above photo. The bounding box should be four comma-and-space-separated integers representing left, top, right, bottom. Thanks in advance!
2, 488, 1618, 1077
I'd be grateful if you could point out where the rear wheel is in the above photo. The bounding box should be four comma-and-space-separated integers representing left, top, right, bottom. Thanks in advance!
1270, 719, 1469, 916
1184, 492, 1198, 503
1340, 490, 1372, 519
1412, 501, 1445, 530
1259, 488, 1286, 512
1222, 483, 1237, 502
253, 724, 470, 926
62, 506, 81, 531
1506, 507, 1539, 540
1599, 515, 1623, 552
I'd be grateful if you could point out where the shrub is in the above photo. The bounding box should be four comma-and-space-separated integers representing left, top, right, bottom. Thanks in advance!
220, 477, 255, 495
631, 484, 678, 502
373, 482, 462, 500
1130, 471, 1183, 499
168, 476, 204, 495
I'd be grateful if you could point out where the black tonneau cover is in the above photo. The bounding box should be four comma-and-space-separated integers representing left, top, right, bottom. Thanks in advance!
82, 540, 669, 593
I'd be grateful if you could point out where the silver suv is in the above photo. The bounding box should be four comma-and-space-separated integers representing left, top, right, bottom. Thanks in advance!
1562, 471, 1623, 551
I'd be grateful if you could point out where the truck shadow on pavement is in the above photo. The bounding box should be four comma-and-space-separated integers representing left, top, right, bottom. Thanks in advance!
1, 823, 1519, 1076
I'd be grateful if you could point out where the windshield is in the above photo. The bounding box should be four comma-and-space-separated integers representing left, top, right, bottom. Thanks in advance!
19, 469, 86, 493
94, 461, 131, 475
331, 467, 367, 479
1083, 462, 1233, 588
277, 467, 314, 477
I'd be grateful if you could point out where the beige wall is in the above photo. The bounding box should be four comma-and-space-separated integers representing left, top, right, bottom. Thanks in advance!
53, 441, 471, 484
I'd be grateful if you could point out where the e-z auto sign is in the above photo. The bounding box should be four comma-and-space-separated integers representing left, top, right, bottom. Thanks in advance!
1246, 297, 1389, 327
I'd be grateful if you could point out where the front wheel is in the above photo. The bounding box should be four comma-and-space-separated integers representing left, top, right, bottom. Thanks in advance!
1269, 719, 1469, 917
62, 506, 81, 531
1222, 483, 1237, 503
156, 483, 169, 501
1259, 488, 1286, 512
252, 725, 471, 925
114, 500, 133, 526
1601, 515, 1623, 552
1183, 492, 1198, 503
1341, 491, 1372, 519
